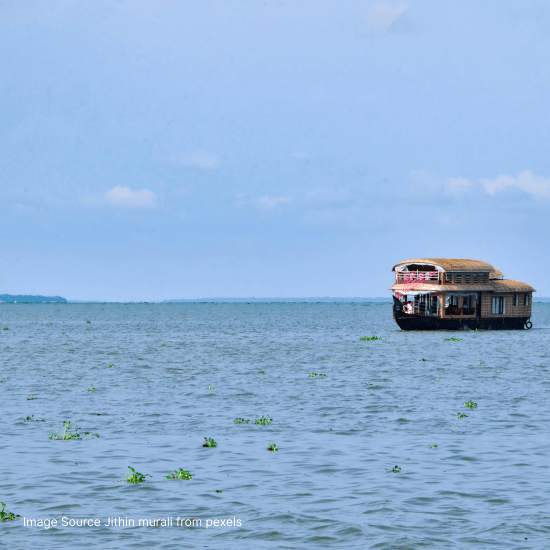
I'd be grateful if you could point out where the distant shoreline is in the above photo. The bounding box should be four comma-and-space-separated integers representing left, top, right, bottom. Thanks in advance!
0, 294, 67, 303
3, 296, 550, 304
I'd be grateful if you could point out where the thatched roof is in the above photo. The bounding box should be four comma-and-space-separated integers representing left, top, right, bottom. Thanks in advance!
392, 258, 495, 272
490, 279, 536, 292
489, 269, 504, 279
390, 279, 535, 293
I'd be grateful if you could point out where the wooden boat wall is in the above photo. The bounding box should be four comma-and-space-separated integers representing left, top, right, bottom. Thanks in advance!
390, 258, 535, 331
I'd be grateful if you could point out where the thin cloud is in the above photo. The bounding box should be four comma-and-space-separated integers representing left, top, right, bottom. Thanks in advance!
367, 2, 408, 29
444, 177, 472, 196
105, 186, 158, 209
254, 196, 290, 210
305, 188, 350, 202
171, 151, 219, 169
292, 151, 308, 162
481, 170, 550, 200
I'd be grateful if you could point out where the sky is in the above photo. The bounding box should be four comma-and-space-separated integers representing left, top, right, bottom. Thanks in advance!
1, 0, 550, 301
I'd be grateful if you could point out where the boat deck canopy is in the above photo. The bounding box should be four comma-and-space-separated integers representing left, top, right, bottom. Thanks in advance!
392, 258, 495, 273
390, 279, 535, 293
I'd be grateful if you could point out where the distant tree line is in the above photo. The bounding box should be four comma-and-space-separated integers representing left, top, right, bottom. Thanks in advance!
0, 294, 67, 303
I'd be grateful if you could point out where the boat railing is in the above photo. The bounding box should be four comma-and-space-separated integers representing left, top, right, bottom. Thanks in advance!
396, 271, 440, 284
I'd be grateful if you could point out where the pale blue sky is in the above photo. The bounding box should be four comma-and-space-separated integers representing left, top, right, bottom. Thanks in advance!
1, 0, 549, 300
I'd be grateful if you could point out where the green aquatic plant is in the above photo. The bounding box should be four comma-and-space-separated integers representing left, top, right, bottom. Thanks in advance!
107, 364, 114, 368
390, 465, 401, 473
122, 418, 125, 423
3, 328, 9, 331
258, 371, 265, 373
49, 421, 98, 440
255, 415, 272, 426
24, 415, 44, 422
27, 394, 34, 400
0, 502, 19, 521
429, 444, 437, 449
216, 489, 222, 493
458, 413, 468, 418
478, 361, 484, 364
360, 336, 386, 341
126, 466, 150, 483
202, 437, 217, 448
308, 373, 327, 377
267, 443, 278, 451
443, 338, 460, 342
161, 344, 165, 347
207, 384, 215, 390
0, 377, 6, 382
166, 469, 194, 480
87, 385, 96, 392
419, 358, 427, 362
86, 321, 91, 323
464, 400, 477, 408
234, 418, 250, 424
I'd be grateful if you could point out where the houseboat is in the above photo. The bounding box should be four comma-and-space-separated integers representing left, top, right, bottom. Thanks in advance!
390, 258, 535, 330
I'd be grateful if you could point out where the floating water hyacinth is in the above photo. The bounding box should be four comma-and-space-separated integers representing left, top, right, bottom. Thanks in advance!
360, 336, 386, 341
87, 385, 96, 392
464, 400, 477, 408
202, 437, 217, 448
267, 443, 278, 451
255, 415, 272, 425
308, 373, 327, 377
458, 413, 468, 418
24, 415, 44, 422
166, 469, 194, 480
0, 502, 19, 521
234, 418, 250, 424
107, 364, 114, 368
3, 328, 9, 331
429, 445, 437, 449
207, 384, 214, 390
390, 465, 401, 473
443, 338, 460, 342
419, 358, 427, 362
126, 466, 150, 483
216, 490, 222, 493
49, 421, 98, 440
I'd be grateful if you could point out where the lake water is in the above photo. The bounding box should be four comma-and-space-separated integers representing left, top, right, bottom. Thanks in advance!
1, 303, 549, 549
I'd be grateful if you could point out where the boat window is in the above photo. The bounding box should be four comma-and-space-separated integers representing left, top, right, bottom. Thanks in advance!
465, 275, 470, 283
514, 293, 519, 306
492, 296, 506, 315
473, 275, 478, 283
524, 294, 529, 306
455, 275, 462, 283
481, 275, 487, 283
444, 273, 452, 284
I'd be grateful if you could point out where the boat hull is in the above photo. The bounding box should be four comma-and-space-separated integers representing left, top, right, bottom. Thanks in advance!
393, 311, 529, 331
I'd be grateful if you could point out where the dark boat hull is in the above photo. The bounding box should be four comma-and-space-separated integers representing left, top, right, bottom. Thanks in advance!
393, 311, 529, 331
391, 296, 529, 330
